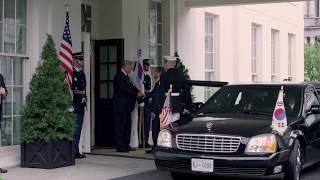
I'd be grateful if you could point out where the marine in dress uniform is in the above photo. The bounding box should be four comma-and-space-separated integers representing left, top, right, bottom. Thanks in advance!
159, 56, 192, 124
143, 59, 152, 148
72, 52, 87, 159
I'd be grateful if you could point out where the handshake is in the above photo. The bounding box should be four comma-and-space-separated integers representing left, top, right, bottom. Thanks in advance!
0, 87, 6, 95
137, 92, 145, 98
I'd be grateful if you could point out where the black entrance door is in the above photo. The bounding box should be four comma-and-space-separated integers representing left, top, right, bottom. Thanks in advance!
94, 39, 124, 147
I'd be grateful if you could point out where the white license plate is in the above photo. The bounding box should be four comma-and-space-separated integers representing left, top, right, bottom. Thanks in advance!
191, 158, 214, 172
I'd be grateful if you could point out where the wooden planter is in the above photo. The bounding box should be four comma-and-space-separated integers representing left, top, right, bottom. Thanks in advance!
21, 139, 75, 169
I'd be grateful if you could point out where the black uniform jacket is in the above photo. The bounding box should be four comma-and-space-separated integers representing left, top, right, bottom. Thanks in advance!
72, 69, 87, 113
159, 68, 192, 113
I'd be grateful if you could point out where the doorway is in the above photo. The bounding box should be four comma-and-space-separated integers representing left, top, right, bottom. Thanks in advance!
94, 39, 124, 147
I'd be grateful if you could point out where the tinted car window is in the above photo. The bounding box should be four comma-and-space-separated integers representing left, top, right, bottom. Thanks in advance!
304, 92, 319, 113
199, 85, 302, 117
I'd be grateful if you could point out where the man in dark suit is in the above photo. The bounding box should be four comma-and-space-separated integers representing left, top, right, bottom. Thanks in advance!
112, 60, 144, 152
0, 73, 8, 174
146, 67, 165, 153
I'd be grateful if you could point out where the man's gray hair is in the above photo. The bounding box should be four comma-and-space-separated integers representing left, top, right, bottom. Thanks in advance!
122, 60, 134, 66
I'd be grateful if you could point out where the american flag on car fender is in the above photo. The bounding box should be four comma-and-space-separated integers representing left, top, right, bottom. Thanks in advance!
160, 90, 172, 129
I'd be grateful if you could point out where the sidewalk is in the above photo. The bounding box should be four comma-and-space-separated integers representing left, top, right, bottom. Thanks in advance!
1, 155, 156, 180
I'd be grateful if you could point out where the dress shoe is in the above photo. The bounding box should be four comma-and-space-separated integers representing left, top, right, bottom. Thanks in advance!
145, 144, 151, 148
116, 147, 129, 152
75, 153, 86, 159
126, 146, 136, 151
145, 148, 154, 154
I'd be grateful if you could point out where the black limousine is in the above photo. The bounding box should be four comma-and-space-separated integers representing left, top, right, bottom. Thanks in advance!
154, 82, 320, 180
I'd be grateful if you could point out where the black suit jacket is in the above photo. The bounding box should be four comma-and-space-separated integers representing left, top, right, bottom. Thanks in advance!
112, 71, 139, 113
150, 80, 161, 115
0, 73, 7, 124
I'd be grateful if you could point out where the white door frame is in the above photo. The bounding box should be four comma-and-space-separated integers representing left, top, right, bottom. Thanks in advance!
80, 32, 92, 153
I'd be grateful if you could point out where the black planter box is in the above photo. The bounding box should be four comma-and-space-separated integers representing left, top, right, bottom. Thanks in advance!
21, 139, 75, 169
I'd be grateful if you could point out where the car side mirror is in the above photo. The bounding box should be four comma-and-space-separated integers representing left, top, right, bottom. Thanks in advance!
307, 105, 320, 116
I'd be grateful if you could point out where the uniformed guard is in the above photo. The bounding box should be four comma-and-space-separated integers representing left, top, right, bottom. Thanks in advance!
143, 59, 152, 148
159, 56, 192, 124
72, 52, 87, 159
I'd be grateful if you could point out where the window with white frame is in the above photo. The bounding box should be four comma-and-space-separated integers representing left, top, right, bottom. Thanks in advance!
271, 29, 279, 82
204, 13, 216, 100
288, 34, 296, 80
149, 0, 162, 66
251, 24, 260, 82
0, 0, 27, 147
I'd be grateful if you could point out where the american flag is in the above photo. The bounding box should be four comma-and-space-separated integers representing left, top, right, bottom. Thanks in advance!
59, 11, 73, 92
160, 94, 172, 129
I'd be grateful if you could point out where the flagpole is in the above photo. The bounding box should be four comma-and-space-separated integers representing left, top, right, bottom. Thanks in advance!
65, 2, 70, 12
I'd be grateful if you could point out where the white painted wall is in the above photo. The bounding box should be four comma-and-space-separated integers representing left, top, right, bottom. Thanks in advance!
28, 0, 82, 81
91, 0, 123, 40
176, 1, 304, 83
122, 0, 150, 60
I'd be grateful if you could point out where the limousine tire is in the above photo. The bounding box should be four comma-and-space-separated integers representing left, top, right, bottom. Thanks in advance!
284, 140, 302, 180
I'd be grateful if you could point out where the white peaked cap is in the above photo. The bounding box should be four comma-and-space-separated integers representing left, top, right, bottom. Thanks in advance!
163, 56, 177, 61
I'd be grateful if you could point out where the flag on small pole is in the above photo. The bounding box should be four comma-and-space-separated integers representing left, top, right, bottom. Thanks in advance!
131, 17, 144, 93
271, 86, 288, 136
59, 3, 73, 96
130, 17, 145, 147
160, 85, 173, 129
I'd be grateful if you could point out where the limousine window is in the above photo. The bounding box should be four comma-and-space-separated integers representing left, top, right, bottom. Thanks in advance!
199, 85, 302, 117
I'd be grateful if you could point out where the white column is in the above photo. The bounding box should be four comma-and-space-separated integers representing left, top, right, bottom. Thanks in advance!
80, 32, 91, 153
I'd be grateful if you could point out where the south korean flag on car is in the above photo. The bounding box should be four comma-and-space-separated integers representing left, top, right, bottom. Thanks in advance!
271, 86, 288, 136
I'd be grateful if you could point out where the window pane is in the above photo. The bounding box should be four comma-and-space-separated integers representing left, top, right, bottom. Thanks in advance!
149, 45, 156, 65
3, 86, 12, 116
86, 20, 91, 33
1, 117, 12, 146
150, 22, 156, 44
108, 82, 113, 98
16, 25, 27, 54
157, 45, 162, 65
13, 116, 20, 145
100, 82, 108, 99
156, 2, 162, 23
4, 0, 14, 24
100, 64, 108, 81
16, 0, 27, 25
4, 23, 15, 53
13, 57, 23, 85
108, 46, 117, 62
150, 1, 156, 15
99, 47, 108, 63
13, 87, 23, 115
157, 24, 162, 43
205, 36, 209, 52
108, 64, 117, 81
1, 56, 12, 85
